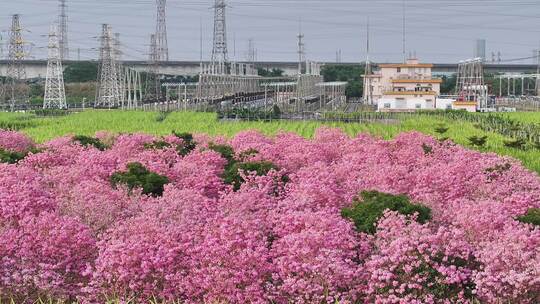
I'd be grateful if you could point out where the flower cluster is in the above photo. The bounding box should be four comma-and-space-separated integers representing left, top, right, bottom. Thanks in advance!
0, 128, 538, 303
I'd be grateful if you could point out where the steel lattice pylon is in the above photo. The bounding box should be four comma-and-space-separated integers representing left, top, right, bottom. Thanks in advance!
211, 0, 228, 64
144, 34, 161, 100
58, 0, 69, 60
155, 0, 168, 61
6, 14, 29, 111
95, 24, 121, 108
114, 33, 126, 106
456, 58, 487, 109
44, 25, 67, 110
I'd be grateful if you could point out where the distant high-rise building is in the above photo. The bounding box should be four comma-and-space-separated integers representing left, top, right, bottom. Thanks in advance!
533, 49, 539, 65
474, 39, 486, 61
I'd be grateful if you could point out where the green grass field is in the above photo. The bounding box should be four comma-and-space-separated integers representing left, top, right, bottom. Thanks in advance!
496, 112, 540, 125
1, 110, 539, 174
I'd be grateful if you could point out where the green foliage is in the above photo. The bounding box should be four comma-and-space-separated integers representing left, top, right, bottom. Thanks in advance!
30, 84, 44, 98
0, 149, 26, 164
468, 135, 488, 148
341, 191, 432, 234
440, 74, 457, 94
64, 62, 99, 83
257, 68, 284, 77
208, 143, 235, 162
516, 208, 540, 226
272, 104, 282, 118
238, 148, 259, 161
321, 64, 364, 98
503, 138, 526, 150
422, 143, 433, 155
73, 135, 107, 151
173, 132, 196, 156
155, 111, 170, 122
110, 162, 169, 197
144, 140, 172, 150
33, 109, 69, 117
223, 161, 279, 191
434, 124, 449, 135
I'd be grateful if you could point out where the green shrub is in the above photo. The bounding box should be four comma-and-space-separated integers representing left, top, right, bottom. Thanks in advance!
208, 143, 235, 163
173, 132, 196, 156
516, 208, 540, 226
33, 109, 69, 117
110, 162, 169, 197
341, 191, 432, 234
223, 161, 279, 191
144, 140, 172, 150
503, 138, 526, 150
155, 111, 170, 122
422, 143, 433, 155
468, 135, 487, 148
73, 135, 107, 151
238, 148, 259, 161
0, 149, 26, 164
434, 125, 449, 135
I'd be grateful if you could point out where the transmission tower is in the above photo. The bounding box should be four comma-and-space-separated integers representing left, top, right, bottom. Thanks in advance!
211, 0, 228, 64
7, 14, 29, 111
456, 58, 487, 109
155, 0, 168, 61
44, 25, 67, 109
144, 34, 160, 100
95, 24, 121, 108
114, 33, 126, 106
58, 0, 69, 60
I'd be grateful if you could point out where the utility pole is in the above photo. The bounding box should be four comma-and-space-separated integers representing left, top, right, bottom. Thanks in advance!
402, 0, 406, 63
199, 17, 203, 72
211, 0, 228, 64
365, 18, 373, 105
95, 24, 121, 108
58, 0, 69, 60
297, 23, 305, 75
155, 0, 168, 61
44, 24, 67, 109
7, 14, 29, 111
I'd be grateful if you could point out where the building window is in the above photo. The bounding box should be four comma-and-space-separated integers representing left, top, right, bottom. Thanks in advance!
384, 103, 391, 109
415, 104, 422, 109
446, 104, 452, 109
397, 67, 401, 73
